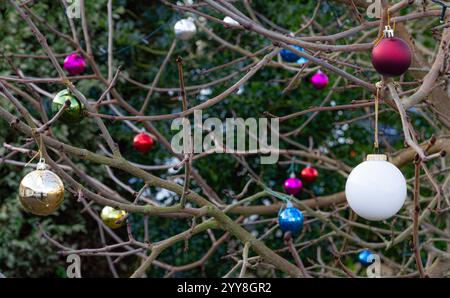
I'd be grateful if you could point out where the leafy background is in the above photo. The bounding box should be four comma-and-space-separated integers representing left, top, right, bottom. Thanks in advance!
0, 0, 439, 277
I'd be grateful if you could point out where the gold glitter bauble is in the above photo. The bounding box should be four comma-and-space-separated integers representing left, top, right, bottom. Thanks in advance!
101, 206, 127, 229
19, 160, 64, 216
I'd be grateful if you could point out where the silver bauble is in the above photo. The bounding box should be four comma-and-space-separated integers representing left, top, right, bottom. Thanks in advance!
174, 18, 197, 40
223, 16, 239, 26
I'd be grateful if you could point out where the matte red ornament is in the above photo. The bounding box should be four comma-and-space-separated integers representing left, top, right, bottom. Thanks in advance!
371, 37, 412, 77
133, 132, 154, 154
300, 166, 319, 183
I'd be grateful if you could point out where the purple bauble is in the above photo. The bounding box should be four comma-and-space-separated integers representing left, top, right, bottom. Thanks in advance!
283, 176, 303, 195
310, 70, 329, 90
63, 53, 86, 76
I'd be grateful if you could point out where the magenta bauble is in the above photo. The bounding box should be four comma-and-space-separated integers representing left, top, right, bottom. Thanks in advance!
371, 37, 412, 77
310, 70, 329, 90
283, 176, 303, 195
63, 53, 86, 76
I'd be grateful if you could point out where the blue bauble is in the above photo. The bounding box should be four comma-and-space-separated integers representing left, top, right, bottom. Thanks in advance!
280, 45, 307, 63
278, 203, 304, 236
358, 250, 375, 266
296, 57, 309, 65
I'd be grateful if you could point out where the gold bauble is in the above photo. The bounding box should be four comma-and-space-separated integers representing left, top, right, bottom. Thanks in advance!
18, 159, 64, 216
100, 206, 127, 229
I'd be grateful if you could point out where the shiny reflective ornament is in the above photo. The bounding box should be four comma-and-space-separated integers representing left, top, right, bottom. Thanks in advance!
358, 249, 375, 266
283, 174, 303, 195
63, 53, 86, 76
280, 45, 308, 63
19, 159, 64, 216
52, 89, 85, 123
345, 154, 406, 221
133, 132, 154, 154
371, 27, 411, 77
310, 70, 329, 90
278, 201, 304, 236
300, 166, 319, 183
174, 18, 197, 40
223, 16, 239, 26
101, 206, 127, 229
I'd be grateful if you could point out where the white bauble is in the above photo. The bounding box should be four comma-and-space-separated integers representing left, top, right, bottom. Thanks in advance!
345, 154, 406, 221
223, 16, 239, 26
174, 18, 196, 40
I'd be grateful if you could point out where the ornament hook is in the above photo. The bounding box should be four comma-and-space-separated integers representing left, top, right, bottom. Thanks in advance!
383, 25, 394, 38
36, 158, 47, 170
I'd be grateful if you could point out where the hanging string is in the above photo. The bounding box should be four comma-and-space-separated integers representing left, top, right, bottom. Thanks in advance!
265, 187, 291, 204
287, 156, 297, 174
24, 134, 44, 168
373, 8, 395, 46
374, 81, 383, 153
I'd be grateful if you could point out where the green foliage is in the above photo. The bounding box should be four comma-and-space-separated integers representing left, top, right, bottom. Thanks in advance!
0, 0, 441, 277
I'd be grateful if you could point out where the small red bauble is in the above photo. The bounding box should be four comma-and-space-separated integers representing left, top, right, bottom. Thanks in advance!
300, 167, 319, 183
371, 37, 412, 77
133, 132, 154, 154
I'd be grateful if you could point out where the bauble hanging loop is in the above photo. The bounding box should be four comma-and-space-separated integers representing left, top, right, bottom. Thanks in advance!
174, 18, 197, 40
101, 206, 127, 229
278, 201, 304, 236
52, 89, 85, 123
19, 158, 65, 216
345, 154, 406, 221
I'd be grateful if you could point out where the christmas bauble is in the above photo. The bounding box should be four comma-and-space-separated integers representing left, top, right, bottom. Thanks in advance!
283, 175, 303, 195
223, 16, 239, 26
52, 89, 85, 123
300, 166, 319, 183
133, 132, 154, 154
101, 206, 127, 229
174, 18, 196, 40
358, 249, 375, 266
345, 154, 406, 221
278, 202, 304, 236
371, 37, 412, 77
63, 53, 86, 76
310, 70, 329, 90
19, 159, 64, 216
280, 45, 308, 63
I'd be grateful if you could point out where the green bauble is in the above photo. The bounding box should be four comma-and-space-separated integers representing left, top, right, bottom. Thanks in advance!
51, 89, 85, 123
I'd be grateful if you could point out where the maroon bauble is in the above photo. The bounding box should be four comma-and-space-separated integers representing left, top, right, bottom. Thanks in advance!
133, 132, 154, 154
300, 167, 319, 183
283, 176, 303, 196
371, 37, 412, 77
